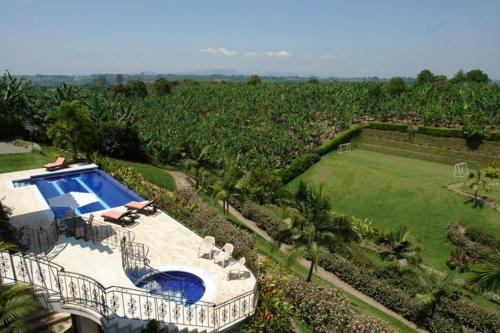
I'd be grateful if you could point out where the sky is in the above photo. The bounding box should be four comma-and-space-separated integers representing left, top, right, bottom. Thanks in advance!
1, 0, 500, 78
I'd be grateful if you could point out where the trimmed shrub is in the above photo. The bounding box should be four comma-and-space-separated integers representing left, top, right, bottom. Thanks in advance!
228, 198, 283, 240
366, 122, 408, 132
318, 252, 420, 321
273, 262, 397, 332
487, 132, 500, 141
447, 221, 494, 259
464, 226, 500, 251
416, 126, 464, 138
439, 298, 500, 332
314, 126, 362, 156
279, 153, 321, 184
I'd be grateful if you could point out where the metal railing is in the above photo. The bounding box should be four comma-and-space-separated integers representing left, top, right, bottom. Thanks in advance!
5, 215, 258, 330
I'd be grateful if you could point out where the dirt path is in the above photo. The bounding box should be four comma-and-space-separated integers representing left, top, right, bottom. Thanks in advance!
448, 183, 500, 212
168, 170, 193, 190
166, 170, 426, 332
0, 142, 31, 154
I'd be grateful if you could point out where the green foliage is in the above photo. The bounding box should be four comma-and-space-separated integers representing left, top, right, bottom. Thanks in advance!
416, 126, 464, 138
466, 254, 500, 293
279, 153, 321, 184
95, 121, 143, 160
264, 260, 397, 332
281, 182, 359, 282
46, 100, 96, 159
465, 69, 489, 83
415, 69, 436, 85
127, 80, 148, 98
366, 122, 408, 132
247, 75, 261, 85
385, 77, 406, 96
314, 126, 362, 156
153, 78, 172, 97
241, 269, 294, 332
378, 226, 421, 268
229, 198, 283, 239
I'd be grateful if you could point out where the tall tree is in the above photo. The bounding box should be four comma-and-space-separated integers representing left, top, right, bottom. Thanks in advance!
247, 75, 262, 85
465, 69, 489, 83
153, 78, 172, 96
283, 182, 359, 282
385, 77, 406, 96
115, 74, 124, 85
46, 100, 96, 160
415, 69, 435, 85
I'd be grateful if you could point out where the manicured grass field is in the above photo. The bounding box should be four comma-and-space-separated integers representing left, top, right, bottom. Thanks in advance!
288, 149, 500, 270
112, 160, 176, 192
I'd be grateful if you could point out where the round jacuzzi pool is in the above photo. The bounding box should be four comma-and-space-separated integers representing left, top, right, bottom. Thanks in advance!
136, 271, 206, 305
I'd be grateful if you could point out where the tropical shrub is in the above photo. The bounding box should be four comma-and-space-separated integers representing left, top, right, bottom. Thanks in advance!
95, 121, 143, 160
279, 153, 321, 184
447, 221, 494, 259
267, 261, 397, 332
240, 267, 294, 332
228, 198, 283, 240
314, 126, 362, 156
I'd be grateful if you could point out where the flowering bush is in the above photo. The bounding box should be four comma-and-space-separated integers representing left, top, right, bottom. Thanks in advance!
263, 260, 397, 333
240, 268, 294, 332
228, 198, 283, 240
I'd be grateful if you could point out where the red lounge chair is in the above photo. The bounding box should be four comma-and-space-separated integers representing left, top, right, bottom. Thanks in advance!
125, 200, 157, 215
43, 157, 67, 171
101, 210, 136, 226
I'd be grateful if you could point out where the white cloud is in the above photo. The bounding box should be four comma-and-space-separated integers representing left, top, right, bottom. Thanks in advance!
199, 47, 238, 56
245, 51, 260, 57
265, 51, 290, 57
318, 53, 336, 59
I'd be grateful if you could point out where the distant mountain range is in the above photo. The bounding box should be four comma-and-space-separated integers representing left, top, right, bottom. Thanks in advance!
17, 71, 405, 86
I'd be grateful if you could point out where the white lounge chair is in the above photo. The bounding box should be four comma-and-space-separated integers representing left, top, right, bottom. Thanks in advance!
227, 257, 246, 280
198, 236, 215, 259
214, 243, 234, 268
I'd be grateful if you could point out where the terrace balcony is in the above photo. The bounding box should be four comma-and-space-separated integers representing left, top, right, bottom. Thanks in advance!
0, 165, 257, 333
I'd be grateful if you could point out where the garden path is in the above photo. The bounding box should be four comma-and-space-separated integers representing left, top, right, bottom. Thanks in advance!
167, 170, 427, 333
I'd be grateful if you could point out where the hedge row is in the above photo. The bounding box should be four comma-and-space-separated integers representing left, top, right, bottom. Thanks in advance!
314, 126, 363, 156
366, 122, 409, 132
279, 153, 321, 184
228, 198, 283, 240
265, 261, 397, 333
318, 251, 500, 332
366, 122, 500, 141
318, 252, 419, 321
416, 126, 464, 138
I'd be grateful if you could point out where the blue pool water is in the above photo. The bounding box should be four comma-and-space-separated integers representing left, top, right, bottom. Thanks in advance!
22, 168, 143, 218
137, 271, 206, 305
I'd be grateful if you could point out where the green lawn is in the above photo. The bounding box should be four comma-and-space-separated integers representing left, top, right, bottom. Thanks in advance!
288, 149, 500, 270
113, 160, 176, 192
0, 147, 59, 173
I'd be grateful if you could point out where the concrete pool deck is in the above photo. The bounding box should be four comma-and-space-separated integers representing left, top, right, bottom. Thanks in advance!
0, 164, 98, 227
1, 165, 256, 307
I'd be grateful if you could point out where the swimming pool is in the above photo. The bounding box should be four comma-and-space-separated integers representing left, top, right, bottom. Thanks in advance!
137, 271, 206, 305
15, 168, 143, 218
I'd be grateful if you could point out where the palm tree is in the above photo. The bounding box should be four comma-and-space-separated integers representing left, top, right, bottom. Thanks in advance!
46, 100, 96, 161
182, 145, 212, 189
415, 270, 459, 318
466, 253, 500, 293
0, 242, 38, 333
210, 158, 241, 215
379, 226, 420, 270
283, 181, 359, 282
466, 169, 490, 207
